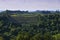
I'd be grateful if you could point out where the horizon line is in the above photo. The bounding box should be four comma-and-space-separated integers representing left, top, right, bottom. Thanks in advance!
0, 9, 60, 11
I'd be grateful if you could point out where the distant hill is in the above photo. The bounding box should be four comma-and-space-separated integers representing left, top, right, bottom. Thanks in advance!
0, 10, 60, 14
0, 10, 29, 14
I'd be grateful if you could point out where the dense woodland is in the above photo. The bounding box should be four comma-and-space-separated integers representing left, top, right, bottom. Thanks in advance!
0, 10, 60, 40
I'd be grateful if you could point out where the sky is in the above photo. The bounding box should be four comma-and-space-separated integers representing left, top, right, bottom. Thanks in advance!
0, 0, 60, 11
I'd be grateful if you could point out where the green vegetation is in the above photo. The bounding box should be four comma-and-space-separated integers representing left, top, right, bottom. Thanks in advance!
0, 10, 60, 40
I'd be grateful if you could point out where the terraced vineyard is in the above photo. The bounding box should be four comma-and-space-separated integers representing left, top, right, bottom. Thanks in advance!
11, 14, 39, 24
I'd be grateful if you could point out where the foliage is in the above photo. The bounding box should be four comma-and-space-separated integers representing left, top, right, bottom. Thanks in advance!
0, 10, 60, 40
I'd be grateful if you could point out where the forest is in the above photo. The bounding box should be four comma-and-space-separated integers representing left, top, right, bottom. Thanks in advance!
0, 10, 60, 40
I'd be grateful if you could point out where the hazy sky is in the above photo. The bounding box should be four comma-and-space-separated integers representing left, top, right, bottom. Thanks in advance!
0, 0, 60, 11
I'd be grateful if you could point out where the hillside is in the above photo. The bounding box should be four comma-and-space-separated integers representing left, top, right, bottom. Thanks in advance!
0, 10, 60, 40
